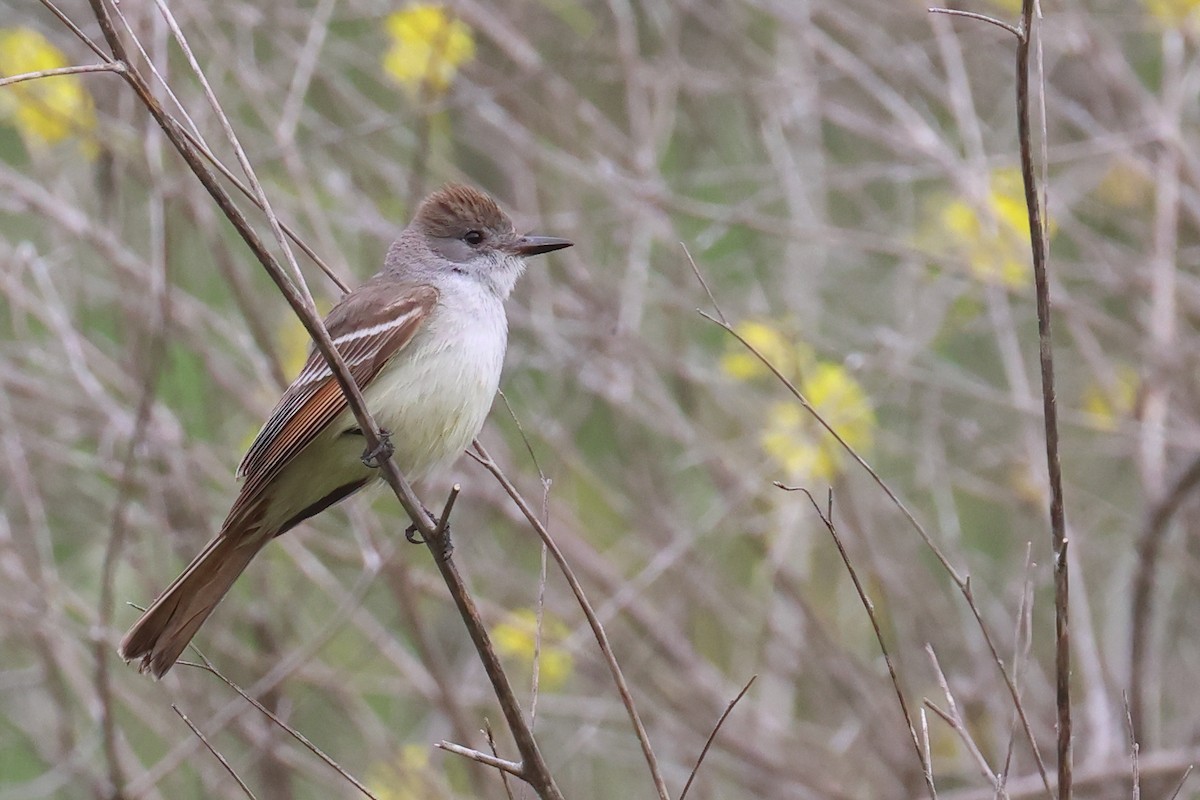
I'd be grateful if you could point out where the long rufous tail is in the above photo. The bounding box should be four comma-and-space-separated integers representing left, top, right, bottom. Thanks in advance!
118, 531, 268, 678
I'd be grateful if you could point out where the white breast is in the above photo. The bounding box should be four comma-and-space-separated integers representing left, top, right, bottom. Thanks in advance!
360, 277, 508, 481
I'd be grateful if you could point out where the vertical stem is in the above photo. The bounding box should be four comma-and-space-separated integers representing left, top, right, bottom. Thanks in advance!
1015, 1, 1070, 797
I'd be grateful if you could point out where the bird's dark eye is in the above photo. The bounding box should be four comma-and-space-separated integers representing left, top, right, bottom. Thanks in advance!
463, 230, 484, 246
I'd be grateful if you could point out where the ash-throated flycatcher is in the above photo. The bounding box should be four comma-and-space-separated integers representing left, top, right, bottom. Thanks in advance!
119, 184, 572, 677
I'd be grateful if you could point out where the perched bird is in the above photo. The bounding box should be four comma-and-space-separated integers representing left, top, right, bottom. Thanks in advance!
119, 184, 572, 677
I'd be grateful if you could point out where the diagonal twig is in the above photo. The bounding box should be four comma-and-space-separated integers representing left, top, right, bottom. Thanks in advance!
472, 441, 671, 800
695, 289, 1051, 795
679, 675, 757, 800
782, 486, 935, 799
183, 651, 380, 800
172, 704, 259, 800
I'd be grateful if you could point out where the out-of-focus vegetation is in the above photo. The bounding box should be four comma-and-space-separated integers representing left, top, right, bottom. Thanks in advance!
1, 1, 1199, 798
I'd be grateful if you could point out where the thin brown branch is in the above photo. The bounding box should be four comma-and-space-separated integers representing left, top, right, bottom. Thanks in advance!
496, 389, 553, 727
435, 740, 524, 778
783, 486, 935, 799
927, 8, 1022, 39
172, 705, 259, 800
681, 243, 727, 326
1167, 765, 1193, 800
1124, 694, 1140, 800
38, 0, 112, 60
434, 483, 460, 537
0, 63, 124, 88
700, 308, 1052, 794
182, 654, 380, 800
679, 675, 757, 800
924, 647, 998, 794
141, 0, 350, 294
485, 719, 517, 800
174, 119, 351, 293
1014, 1, 1070, 796
473, 441, 671, 800
419, 513, 564, 800
703, 310, 964, 584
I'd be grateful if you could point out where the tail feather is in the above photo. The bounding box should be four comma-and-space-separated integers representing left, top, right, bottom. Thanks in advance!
119, 531, 268, 678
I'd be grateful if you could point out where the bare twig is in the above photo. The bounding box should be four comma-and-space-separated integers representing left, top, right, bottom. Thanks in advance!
927, 8, 1022, 39
436, 740, 524, 778
38, 0, 110, 59
924, 647, 998, 794
703, 311, 964, 582
0, 63, 124, 89
1012, 2, 1071, 796
472, 441, 670, 800
1001, 544, 1037, 789
782, 486, 934, 798
698, 307, 1053, 797
485, 719, 517, 800
434, 483, 460, 537
1124, 694, 1140, 800
182, 653, 380, 800
420, 505, 563, 799
172, 704, 259, 800
1167, 765, 1193, 800
924, 1, 1069, 793
496, 389, 554, 727
920, 709, 935, 795
682, 243, 727, 325
679, 675, 757, 800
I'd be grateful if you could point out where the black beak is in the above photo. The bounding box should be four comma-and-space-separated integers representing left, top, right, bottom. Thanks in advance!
511, 234, 573, 257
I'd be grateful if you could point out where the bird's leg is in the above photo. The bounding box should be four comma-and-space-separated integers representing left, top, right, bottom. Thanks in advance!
360, 428, 394, 468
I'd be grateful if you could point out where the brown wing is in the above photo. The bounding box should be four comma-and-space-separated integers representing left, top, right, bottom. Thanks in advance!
235, 282, 439, 493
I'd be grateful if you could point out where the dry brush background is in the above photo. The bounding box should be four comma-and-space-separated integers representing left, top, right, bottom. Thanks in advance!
1, 0, 1199, 798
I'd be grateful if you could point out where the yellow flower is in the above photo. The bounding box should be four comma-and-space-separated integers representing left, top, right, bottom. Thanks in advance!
493, 608, 573, 691
0, 27, 96, 155
383, 5, 475, 96
1082, 364, 1140, 432
1143, 0, 1200, 27
932, 168, 1054, 290
720, 319, 813, 383
760, 362, 875, 482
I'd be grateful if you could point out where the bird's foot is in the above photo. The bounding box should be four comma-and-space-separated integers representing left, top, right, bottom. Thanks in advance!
405, 504, 453, 560
360, 429, 394, 468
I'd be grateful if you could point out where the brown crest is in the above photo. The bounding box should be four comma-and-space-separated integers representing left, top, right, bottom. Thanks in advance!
414, 184, 513, 238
